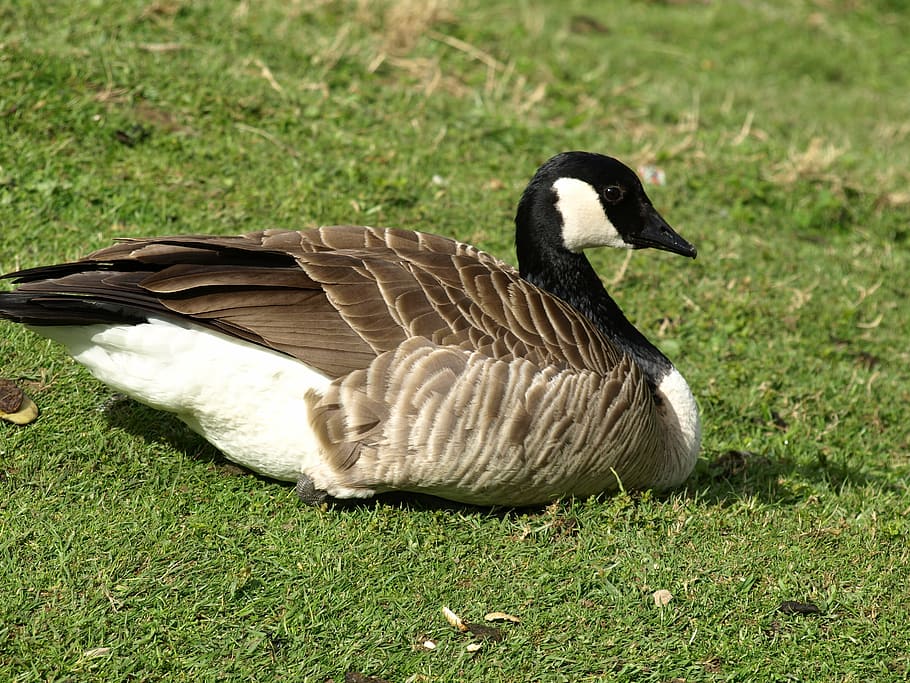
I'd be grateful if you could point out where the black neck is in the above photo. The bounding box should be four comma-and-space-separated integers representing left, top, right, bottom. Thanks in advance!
515, 200, 673, 385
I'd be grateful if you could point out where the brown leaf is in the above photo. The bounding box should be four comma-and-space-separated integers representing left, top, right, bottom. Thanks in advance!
442, 606, 468, 632
0, 379, 25, 413
463, 621, 503, 642
652, 589, 673, 607
443, 606, 507, 641
778, 600, 821, 616
0, 379, 39, 425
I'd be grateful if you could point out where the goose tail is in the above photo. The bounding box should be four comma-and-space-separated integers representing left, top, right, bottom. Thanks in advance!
0, 289, 151, 327
1, 263, 159, 326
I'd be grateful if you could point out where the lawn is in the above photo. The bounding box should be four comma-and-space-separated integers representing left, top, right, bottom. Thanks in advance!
2, 0, 910, 680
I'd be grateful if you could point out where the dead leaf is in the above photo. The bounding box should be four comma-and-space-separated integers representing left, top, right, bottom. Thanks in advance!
778, 600, 821, 616
463, 621, 502, 641
484, 611, 520, 624
0, 380, 25, 413
711, 450, 771, 478
0, 379, 39, 425
136, 42, 185, 53
442, 606, 467, 631
652, 589, 673, 607
442, 606, 504, 641
876, 191, 910, 208
82, 647, 111, 658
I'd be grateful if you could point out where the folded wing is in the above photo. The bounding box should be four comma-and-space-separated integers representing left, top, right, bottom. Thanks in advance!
3, 226, 623, 378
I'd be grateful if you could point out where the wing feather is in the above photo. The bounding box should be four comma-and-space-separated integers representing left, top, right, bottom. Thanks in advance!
3, 226, 623, 378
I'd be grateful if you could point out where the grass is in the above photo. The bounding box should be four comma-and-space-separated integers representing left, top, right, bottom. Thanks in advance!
1, 0, 910, 680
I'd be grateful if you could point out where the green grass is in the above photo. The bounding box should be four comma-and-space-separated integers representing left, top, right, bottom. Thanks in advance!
2, 0, 910, 680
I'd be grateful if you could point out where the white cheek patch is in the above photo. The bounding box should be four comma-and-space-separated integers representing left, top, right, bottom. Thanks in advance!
552, 177, 633, 252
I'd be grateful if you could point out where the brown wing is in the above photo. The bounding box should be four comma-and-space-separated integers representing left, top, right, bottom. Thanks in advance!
3, 226, 622, 378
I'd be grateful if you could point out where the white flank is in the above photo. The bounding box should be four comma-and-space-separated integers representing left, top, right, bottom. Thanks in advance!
653, 367, 702, 488
33, 319, 333, 482
552, 177, 632, 252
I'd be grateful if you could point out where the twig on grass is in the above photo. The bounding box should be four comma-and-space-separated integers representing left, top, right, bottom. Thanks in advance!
135, 42, 185, 53
731, 110, 755, 146
608, 249, 634, 288
427, 30, 504, 72
252, 58, 284, 94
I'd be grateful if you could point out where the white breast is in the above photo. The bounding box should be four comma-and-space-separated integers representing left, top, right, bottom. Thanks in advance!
652, 367, 701, 488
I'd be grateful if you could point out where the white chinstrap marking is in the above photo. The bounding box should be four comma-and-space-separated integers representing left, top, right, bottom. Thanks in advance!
33, 318, 339, 485
552, 177, 632, 252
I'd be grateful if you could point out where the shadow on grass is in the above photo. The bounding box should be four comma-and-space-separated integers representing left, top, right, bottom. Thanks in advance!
678, 447, 908, 508
103, 394, 260, 476
103, 395, 905, 516
102, 395, 498, 514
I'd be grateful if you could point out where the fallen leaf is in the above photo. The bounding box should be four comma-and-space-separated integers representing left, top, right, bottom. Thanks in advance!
463, 621, 502, 642
82, 647, 111, 658
0, 380, 25, 412
876, 191, 910, 208
653, 589, 673, 607
442, 606, 468, 632
466, 642, 483, 653
0, 379, 39, 425
484, 611, 521, 624
442, 606, 504, 641
778, 600, 821, 616
136, 42, 185, 53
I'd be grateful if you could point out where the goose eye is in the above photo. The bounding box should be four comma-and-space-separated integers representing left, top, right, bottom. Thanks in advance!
602, 185, 624, 204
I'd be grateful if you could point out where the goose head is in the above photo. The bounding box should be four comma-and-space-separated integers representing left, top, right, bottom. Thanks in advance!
515, 151, 696, 271
514, 151, 698, 397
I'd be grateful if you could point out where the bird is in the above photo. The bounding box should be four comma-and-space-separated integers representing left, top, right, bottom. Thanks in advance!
0, 151, 700, 506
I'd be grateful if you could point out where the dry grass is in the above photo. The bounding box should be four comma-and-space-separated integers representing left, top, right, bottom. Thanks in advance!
375, 0, 454, 53
770, 137, 849, 187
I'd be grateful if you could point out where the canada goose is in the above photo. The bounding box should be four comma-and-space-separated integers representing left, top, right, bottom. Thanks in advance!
0, 152, 700, 506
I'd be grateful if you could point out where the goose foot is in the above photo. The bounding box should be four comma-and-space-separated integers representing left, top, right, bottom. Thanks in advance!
296, 474, 328, 505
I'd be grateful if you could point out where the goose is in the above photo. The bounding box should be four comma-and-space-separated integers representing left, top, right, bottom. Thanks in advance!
0, 151, 700, 506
